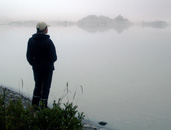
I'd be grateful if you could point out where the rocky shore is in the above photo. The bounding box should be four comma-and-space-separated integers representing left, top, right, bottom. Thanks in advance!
0, 86, 97, 130
0, 86, 31, 109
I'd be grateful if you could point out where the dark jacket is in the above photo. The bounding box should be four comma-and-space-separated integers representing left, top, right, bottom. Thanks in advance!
26, 33, 57, 72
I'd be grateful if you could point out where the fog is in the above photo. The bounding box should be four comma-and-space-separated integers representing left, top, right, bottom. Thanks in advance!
0, 0, 171, 130
0, 0, 171, 22
3, 14, 169, 34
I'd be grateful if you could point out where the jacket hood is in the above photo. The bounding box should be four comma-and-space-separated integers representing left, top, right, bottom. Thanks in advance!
32, 33, 50, 40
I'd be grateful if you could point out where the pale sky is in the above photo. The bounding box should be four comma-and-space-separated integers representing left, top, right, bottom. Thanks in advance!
0, 0, 171, 22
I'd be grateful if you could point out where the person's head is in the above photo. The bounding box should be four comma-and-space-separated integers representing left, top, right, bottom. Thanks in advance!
36, 22, 49, 34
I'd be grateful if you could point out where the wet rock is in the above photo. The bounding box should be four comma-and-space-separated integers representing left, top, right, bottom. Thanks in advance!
98, 121, 107, 126
83, 124, 97, 130
0, 86, 31, 108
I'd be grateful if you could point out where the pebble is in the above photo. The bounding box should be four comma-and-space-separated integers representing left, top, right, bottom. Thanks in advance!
98, 121, 108, 126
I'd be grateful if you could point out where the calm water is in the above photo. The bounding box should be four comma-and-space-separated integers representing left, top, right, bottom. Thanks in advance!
0, 24, 171, 130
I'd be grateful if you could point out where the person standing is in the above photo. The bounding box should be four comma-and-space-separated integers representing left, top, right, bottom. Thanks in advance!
26, 22, 57, 108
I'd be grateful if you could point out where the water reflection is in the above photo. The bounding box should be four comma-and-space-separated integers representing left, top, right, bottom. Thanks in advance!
141, 21, 168, 28
0, 18, 171, 130
4, 15, 169, 33
77, 15, 133, 33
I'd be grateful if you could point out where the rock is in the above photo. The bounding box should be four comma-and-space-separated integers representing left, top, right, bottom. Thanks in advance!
0, 86, 31, 109
98, 121, 107, 126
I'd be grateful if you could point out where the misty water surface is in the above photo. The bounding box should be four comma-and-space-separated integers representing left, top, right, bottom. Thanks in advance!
0, 23, 170, 130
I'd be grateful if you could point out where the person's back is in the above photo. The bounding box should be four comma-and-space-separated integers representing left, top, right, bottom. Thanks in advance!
26, 22, 57, 108
27, 33, 57, 72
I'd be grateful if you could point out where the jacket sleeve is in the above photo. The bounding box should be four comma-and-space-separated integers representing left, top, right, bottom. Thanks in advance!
49, 39, 57, 62
26, 39, 34, 66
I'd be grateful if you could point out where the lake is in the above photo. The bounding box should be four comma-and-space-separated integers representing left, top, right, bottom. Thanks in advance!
0, 23, 171, 130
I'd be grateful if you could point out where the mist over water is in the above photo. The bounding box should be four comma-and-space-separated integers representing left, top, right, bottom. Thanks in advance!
0, 19, 170, 129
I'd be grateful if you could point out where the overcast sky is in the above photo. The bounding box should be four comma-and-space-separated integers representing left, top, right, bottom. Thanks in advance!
0, 0, 171, 22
